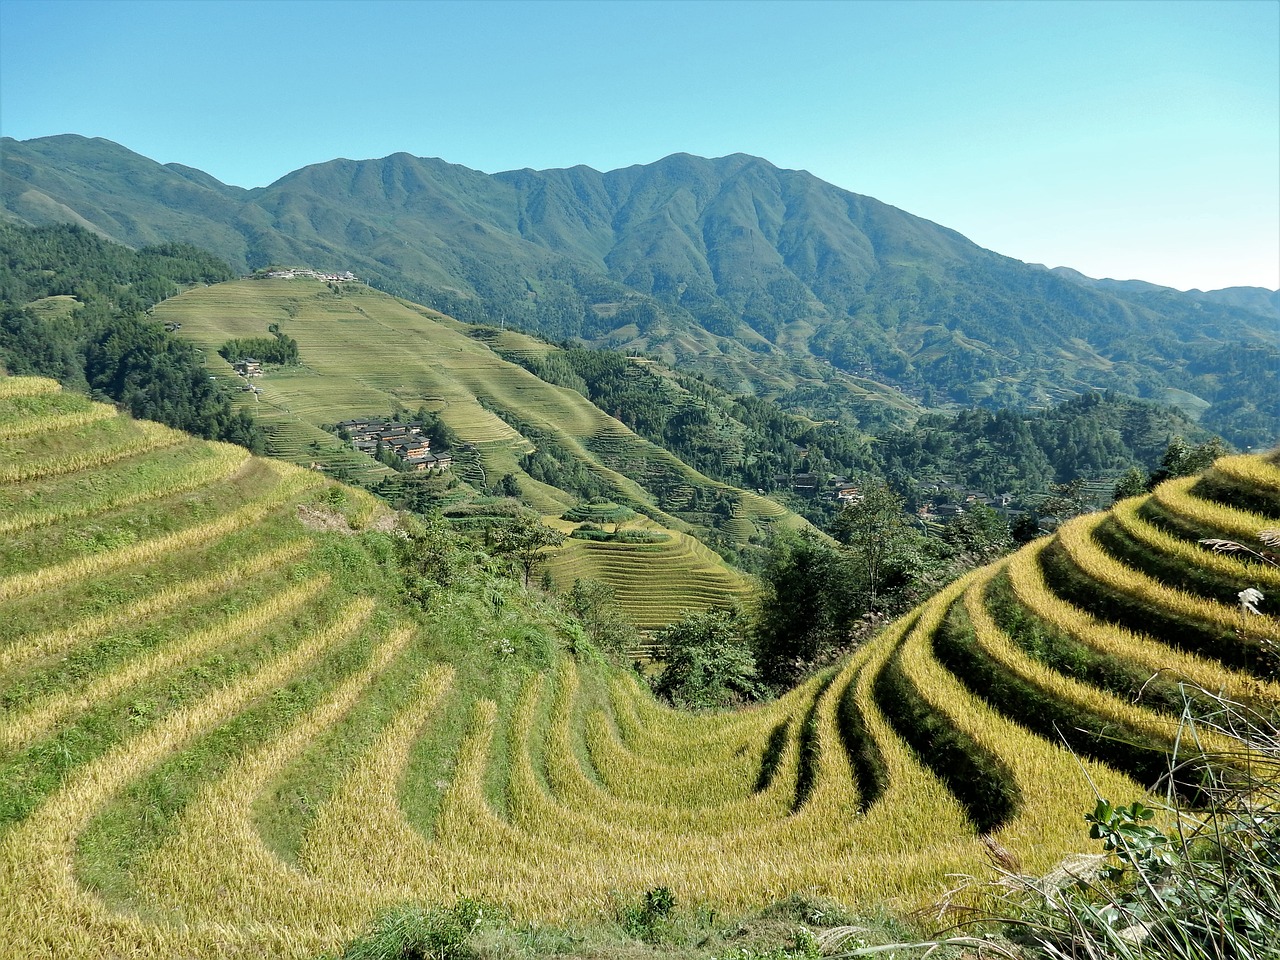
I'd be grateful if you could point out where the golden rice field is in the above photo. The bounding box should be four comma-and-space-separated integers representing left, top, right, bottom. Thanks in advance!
1, 376, 1277, 959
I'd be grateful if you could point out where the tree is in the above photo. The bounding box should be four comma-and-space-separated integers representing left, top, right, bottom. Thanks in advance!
754, 529, 860, 689
563, 578, 637, 657
395, 511, 481, 603
832, 480, 910, 612
487, 513, 566, 588
1113, 466, 1148, 503
1038, 479, 1091, 524
1148, 435, 1229, 487
940, 504, 1012, 564
653, 607, 760, 709
562, 498, 636, 534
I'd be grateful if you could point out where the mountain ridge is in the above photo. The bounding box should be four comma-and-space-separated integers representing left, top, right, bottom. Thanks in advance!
3, 134, 1276, 446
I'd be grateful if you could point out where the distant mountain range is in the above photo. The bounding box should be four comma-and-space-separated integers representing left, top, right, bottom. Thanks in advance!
3, 134, 1276, 447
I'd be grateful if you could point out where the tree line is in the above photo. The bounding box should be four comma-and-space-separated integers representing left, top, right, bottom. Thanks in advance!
0, 223, 264, 450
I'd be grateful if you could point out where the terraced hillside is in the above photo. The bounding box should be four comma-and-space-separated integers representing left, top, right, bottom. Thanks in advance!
151, 278, 781, 620
545, 523, 756, 630
1, 376, 1277, 960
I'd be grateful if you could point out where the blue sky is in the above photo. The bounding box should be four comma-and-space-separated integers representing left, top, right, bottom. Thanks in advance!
2, 0, 1277, 291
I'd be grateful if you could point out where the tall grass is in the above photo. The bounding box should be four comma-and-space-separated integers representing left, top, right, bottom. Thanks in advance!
850, 691, 1280, 960
0, 376, 60, 397
1, 577, 328, 748
0, 402, 116, 440
0, 599, 376, 960
0, 419, 187, 483
1055, 512, 1279, 645
1205, 453, 1280, 494
1111, 496, 1280, 592
132, 625, 422, 937
0, 441, 251, 536
1005, 540, 1280, 704
0, 461, 322, 602
1153, 475, 1280, 545
0, 540, 312, 675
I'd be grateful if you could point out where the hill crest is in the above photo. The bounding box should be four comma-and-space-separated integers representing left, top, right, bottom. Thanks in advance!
3, 134, 1277, 447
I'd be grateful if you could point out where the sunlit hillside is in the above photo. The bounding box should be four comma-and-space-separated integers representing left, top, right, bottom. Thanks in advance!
152, 278, 783, 623
2, 376, 1277, 959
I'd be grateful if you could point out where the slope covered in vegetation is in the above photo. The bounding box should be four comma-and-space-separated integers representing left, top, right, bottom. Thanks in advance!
149, 276, 776, 611
0, 222, 262, 449
6, 136, 1277, 445
1, 376, 1276, 959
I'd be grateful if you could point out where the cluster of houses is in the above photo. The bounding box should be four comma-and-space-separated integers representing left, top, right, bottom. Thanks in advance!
232, 359, 263, 377
335, 418, 453, 473
913, 482, 1020, 522
258, 269, 359, 282
817, 475, 1028, 524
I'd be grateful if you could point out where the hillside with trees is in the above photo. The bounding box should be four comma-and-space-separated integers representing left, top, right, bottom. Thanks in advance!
492, 331, 1225, 522
5, 136, 1276, 447
0, 222, 263, 449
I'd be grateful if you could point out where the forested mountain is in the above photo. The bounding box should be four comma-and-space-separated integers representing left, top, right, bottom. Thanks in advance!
0, 222, 263, 448
491, 333, 1213, 506
874, 391, 1215, 497
3, 135, 1276, 446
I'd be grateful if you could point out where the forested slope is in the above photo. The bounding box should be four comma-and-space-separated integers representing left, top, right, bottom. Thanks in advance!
5, 136, 1276, 445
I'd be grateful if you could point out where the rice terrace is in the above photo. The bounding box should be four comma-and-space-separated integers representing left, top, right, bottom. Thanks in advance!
0, 371, 1278, 958
151, 278, 773, 629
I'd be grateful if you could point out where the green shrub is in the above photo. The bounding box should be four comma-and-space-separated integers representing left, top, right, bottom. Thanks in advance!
652, 607, 761, 709
335, 899, 485, 960
618, 886, 677, 943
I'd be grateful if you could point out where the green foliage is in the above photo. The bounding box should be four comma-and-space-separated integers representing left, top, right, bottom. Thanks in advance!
0, 223, 263, 450
396, 512, 486, 603
754, 498, 1017, 691
485, 512, 567, 588
217, 330, 299, 365
0, 220, 234, 309
519, 428, 609, 502
1113, 466, 1149, 502
1086, 799, 1173, 881
562, 498, 636, 530
334, 899, 486, 960
832, 481, 911, 611
876, 392, 1217, 499
652, 607, 761, 709
562, 578, 638, 657
753, 530, 862, 689
938, 504, 1011, 564
500, 344, 876, 495
568, 526, 668, 543
617, 886, 678, 943
1147, 434, 1230, 488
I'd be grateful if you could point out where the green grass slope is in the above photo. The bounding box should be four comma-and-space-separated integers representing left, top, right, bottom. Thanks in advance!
151, 277, 781, 619
1, 376, 1276, 960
